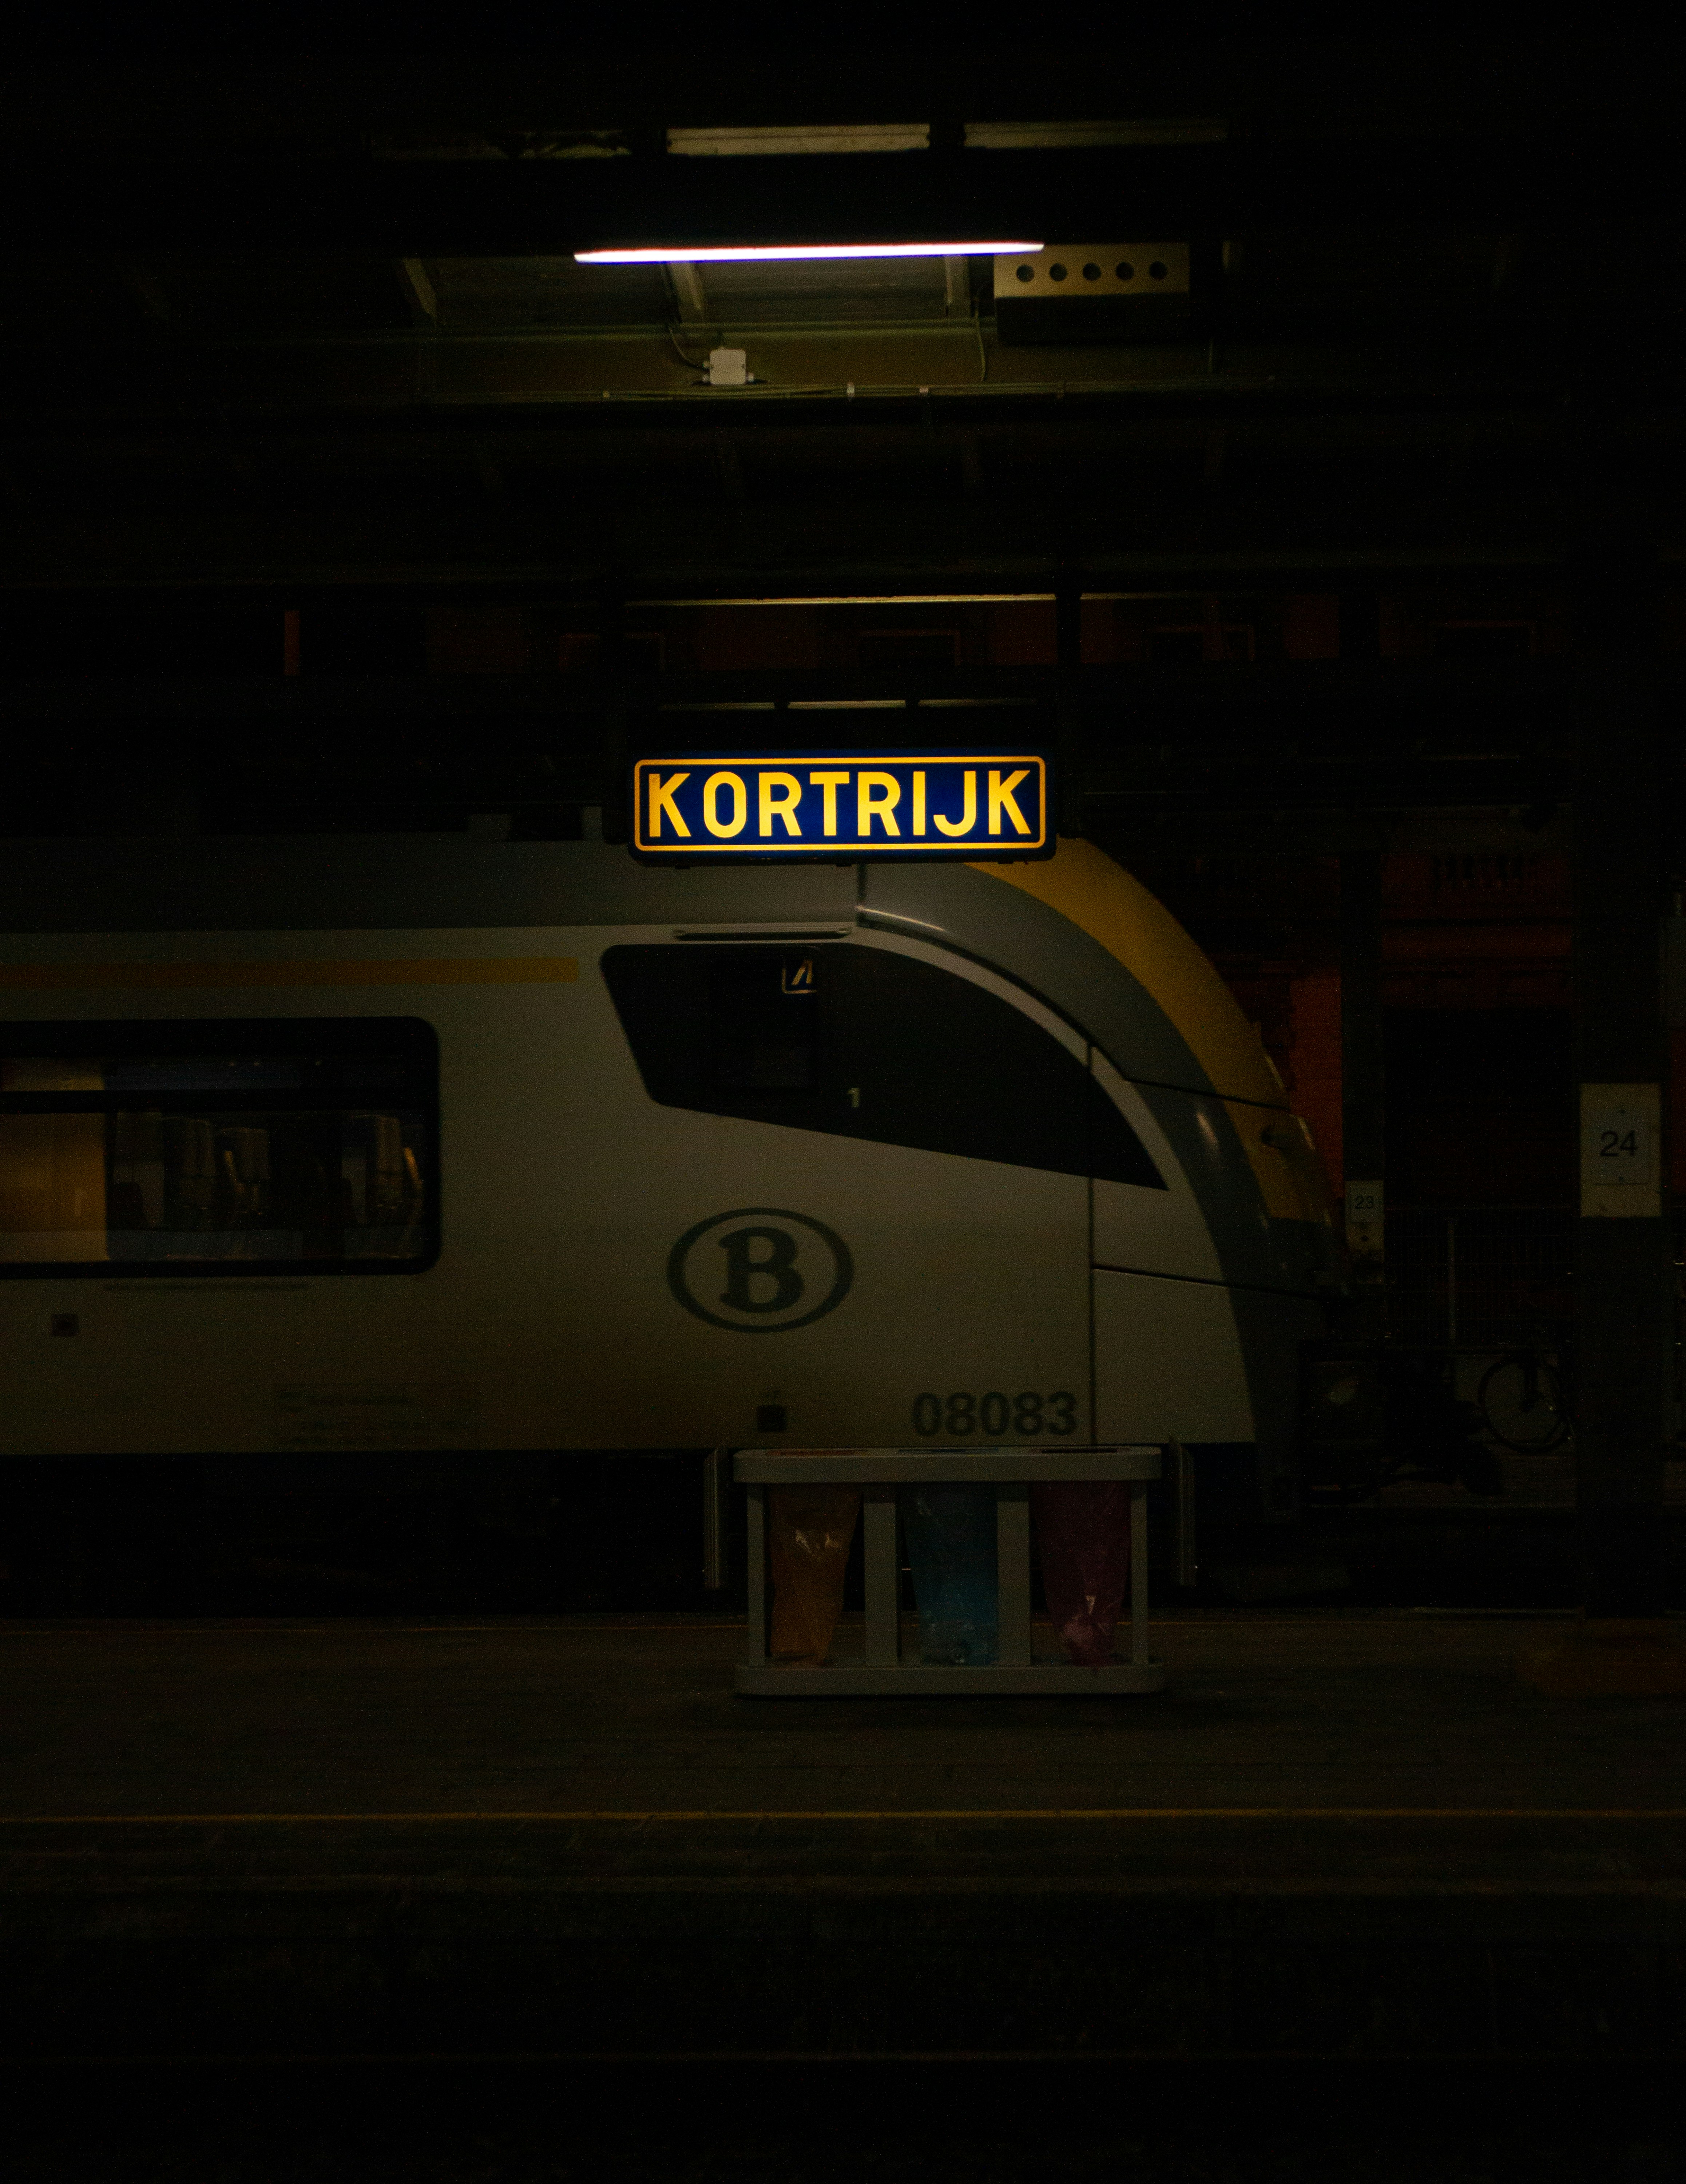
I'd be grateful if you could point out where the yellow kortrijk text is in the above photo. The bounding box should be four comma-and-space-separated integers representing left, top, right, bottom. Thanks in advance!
641, 764, 1039, 844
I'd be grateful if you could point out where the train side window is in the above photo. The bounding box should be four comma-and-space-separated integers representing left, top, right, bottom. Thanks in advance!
601, 943, 1163, 1187
0, 1018, 439, 1276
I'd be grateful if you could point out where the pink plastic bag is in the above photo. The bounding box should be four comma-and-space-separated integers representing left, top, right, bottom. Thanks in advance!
1031, 1482, 1132, 1668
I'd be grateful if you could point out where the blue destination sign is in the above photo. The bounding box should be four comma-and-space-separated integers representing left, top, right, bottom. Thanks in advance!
630, 752, 1052, 862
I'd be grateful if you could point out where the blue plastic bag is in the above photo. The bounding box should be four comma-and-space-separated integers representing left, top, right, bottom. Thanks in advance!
900, 1484, 998, 1665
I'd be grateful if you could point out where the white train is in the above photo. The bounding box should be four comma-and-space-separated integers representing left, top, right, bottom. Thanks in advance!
0, 833, 1340, 1501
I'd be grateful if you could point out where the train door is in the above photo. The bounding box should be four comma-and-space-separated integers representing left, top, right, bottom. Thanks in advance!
1086, 1052, 1258, 1445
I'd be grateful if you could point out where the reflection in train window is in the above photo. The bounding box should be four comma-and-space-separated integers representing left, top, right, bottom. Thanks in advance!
601, 943, 1163, 1188
0, 1019, 439, 1275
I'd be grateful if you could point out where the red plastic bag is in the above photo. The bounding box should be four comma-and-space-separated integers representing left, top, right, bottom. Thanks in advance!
1031, 1482, 1132, 1668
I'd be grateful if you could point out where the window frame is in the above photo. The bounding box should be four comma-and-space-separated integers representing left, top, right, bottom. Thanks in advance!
0, 1015, 441, 1281
600, 932, 1166, 1190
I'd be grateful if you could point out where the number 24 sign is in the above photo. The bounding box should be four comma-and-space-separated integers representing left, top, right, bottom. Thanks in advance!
1580, 1083, 1660, 1214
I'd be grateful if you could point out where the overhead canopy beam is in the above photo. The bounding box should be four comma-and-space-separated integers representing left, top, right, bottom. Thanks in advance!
5, 135, 1683, 252
0, 321, 1677, 423
0, 656, 1604, 713
0, 539, 1611, 593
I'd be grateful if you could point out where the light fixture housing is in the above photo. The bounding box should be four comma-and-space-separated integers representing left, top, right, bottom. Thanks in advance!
995, 243, 1194, 343
575, 240, 1042, 265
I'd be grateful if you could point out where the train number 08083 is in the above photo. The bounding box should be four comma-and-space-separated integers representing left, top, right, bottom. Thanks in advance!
911, 1391, 1078, 1438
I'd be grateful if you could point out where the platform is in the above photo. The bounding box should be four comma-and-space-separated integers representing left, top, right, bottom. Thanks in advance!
4, 1610, 1686, 2064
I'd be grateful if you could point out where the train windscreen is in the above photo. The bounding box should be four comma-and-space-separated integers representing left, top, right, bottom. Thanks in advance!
602, 942, 1164, 1188
0, 1018, 438, 1275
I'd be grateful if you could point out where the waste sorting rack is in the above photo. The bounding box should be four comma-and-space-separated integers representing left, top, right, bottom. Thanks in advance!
734, 1446, 1166, 1694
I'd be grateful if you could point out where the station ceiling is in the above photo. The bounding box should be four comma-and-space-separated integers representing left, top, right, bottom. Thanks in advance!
0, 32, 1675, 856
0, 35, 1677, 596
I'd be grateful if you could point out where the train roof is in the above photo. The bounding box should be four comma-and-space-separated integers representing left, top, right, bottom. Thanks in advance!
0, 833, 1286, 1109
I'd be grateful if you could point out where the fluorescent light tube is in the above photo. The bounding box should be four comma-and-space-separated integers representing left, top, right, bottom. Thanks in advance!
575, 241, 1042, 264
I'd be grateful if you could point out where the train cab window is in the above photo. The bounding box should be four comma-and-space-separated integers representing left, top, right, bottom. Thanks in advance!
0, 1018, 439, 1275
602, 943, 1163, 1188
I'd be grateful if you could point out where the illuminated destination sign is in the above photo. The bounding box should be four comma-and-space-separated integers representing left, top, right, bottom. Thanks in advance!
630, 752, 1052, 861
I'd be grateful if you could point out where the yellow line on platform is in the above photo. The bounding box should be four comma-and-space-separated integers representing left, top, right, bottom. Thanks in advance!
0, 1618, 1553, 1636
0, 1626, 751, 1637
3, 1809, 1685, 1825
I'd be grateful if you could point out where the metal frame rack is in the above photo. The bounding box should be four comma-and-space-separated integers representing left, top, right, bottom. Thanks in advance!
734, 1446, 1166, 1695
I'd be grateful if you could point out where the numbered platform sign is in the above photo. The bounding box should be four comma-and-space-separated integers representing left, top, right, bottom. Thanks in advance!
1344, 1179, 1384, 1258
1580, 1082, 1662, 1217
630, 751, 1053, 862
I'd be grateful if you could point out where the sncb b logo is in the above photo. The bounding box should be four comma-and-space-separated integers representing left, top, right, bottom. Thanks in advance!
667, 1208, 853, 1333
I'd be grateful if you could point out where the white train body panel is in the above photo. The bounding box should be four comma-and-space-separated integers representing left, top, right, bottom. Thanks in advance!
0, 838, 1340, 1468
1093, 1271, 1255, 1443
